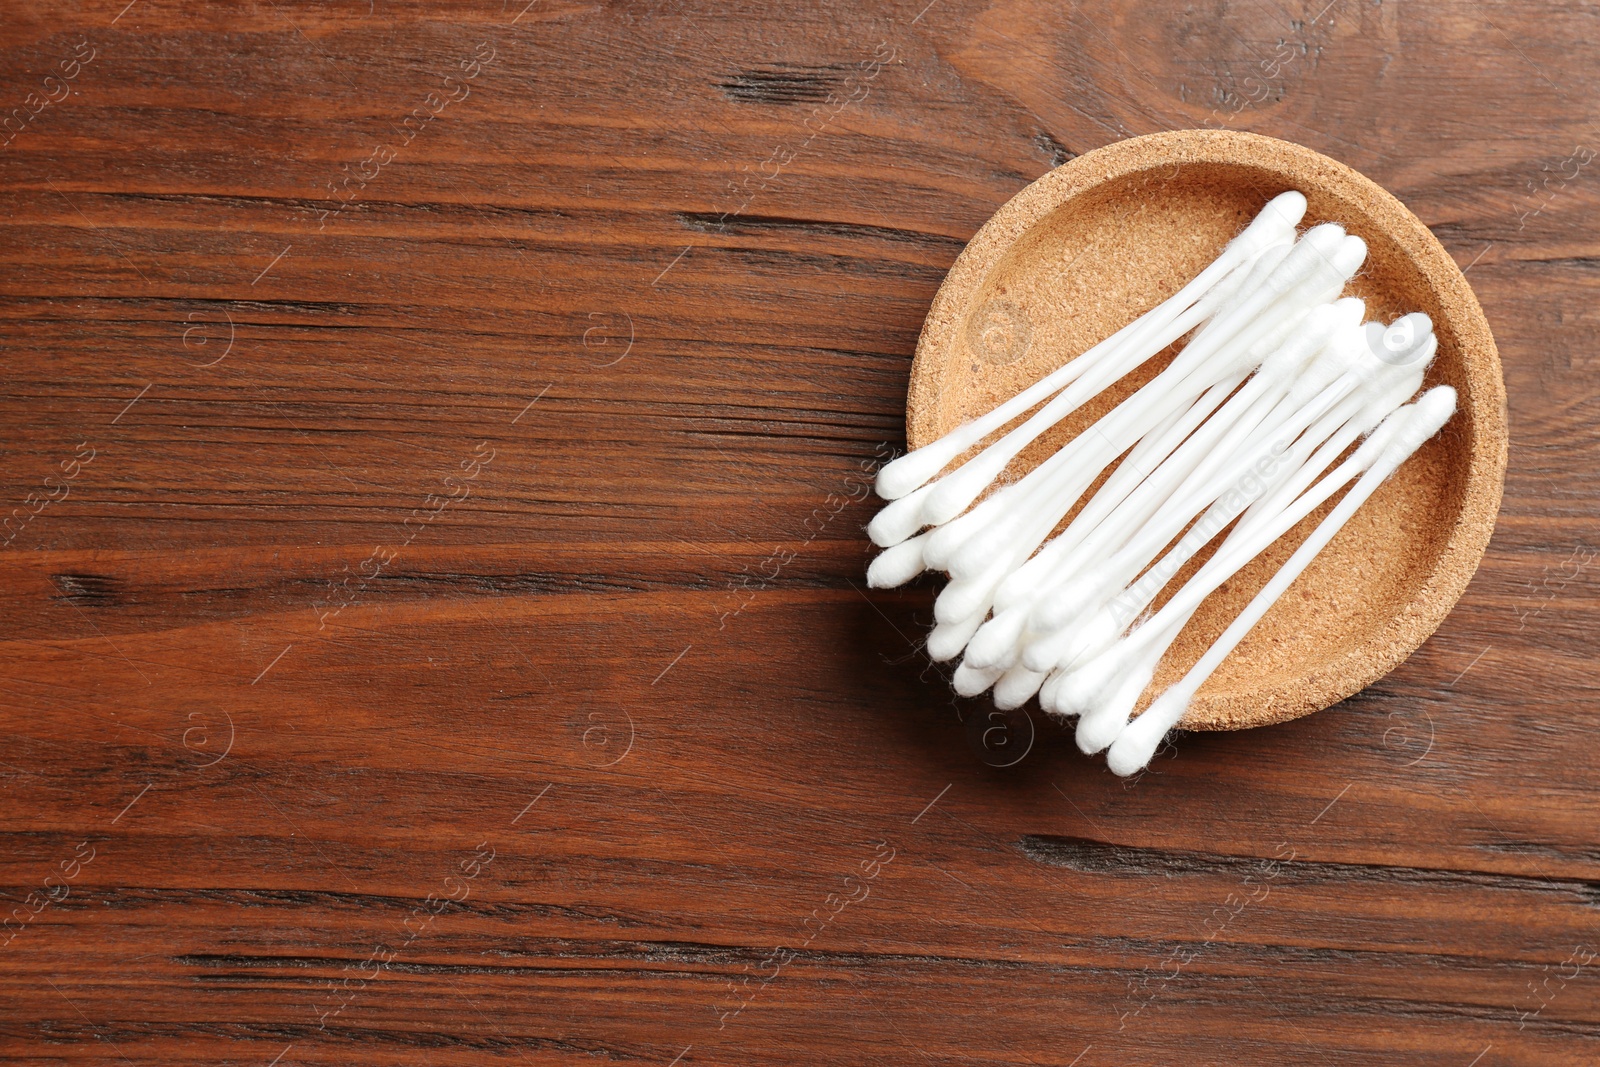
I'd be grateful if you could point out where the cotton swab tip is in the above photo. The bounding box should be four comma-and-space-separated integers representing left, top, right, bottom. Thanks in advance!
1376, 312, 1432, 365
867, 486, 930, 547
1233, 191, 1308, 253
926, 613, 982, 661
962, 609, 1029, 670
1106, 691, 1188, 776
1331, 234, 1368, 279
1393, 385, 1457, 454
866, 536, 927, 588
934, 581, 986, 625
1075, 682, 1139, 755
1268, 224, 1346, 294
992, 664, 1047, 709
874, 450, 945, 500
1409, 333, 1438, 369
1056, 647, 1127, 721
1038, 668, 1071, 714
1263, 190, 1308, 228
952, 660, 1003, 696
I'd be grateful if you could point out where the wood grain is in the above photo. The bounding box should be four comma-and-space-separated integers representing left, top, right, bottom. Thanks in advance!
1, 0, 1597, 1064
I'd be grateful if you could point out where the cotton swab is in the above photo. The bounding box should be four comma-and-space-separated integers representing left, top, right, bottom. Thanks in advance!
910, 228, 1346, 585
969, 309, 1431, 705
872, 191, 1309, 502
865, 253, 1260, 551
1065, 396, 1410, 711
1014, 300, 1359, 643
1031, 304, 1430, 658
1104, 386, 1459, 775
915, 236, 1288, 530
1068, 384, 1445, 754
1063, 342, 1432, 673
939, 232, 1361, 592
890, 217, 1337, 556
934, 286, 1370, 678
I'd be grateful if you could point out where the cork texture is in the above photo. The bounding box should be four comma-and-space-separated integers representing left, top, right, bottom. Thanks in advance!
906, 129, 1508, 732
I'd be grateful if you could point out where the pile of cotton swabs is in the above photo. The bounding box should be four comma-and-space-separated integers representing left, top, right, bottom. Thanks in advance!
866, 191, 1456, 775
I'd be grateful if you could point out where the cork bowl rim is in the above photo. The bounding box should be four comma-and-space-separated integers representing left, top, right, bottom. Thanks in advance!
905, 129, 1507, 732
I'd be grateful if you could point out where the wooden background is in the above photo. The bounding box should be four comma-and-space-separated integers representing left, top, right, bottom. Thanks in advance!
1, 0, 1596, 1063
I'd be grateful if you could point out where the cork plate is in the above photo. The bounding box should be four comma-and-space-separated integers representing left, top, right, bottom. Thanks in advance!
907, 130, 1507, 732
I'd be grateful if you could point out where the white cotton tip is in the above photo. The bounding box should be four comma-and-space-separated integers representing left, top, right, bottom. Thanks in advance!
875, 448, 949, 501
1411, 332, 1438, 369
1058, 608, 1125, 672
1357, 317, 1432, 392
1076, 663, 1154, 755
1026, 599, 1069, 636
1390, 385, 1457, 456
1287, 327, 1363, 406
1054, 644, 1128, 721
1351, 407, 1410, 469
1267, 224, 1346, 295
1329, 234, 1368, 282
1395, 311, 1433, 337
866, 535, 928, 589
946, 513, 1022, 581
1347, 320, 1408, 390
1258, 190, 1309, 233
952, 659, 1004, 696
926, 609, 985, 661
1372, 330, 1435, 383
1359, 368, 1423, 428
1330, 295, 1367, 332
1295, 299, 1344, 341
924, 451, 1026, 528
934, 573, 995, 625
963, 607, 1030, 670
1038, 667, 1072, 715
991, 564, 1038, 613
1027, 578, 1117, 647
1226, 194, 1306, 260
1106, 691, 1189, 776
1364, 311, 1432, 368
922, 501, 996, 570
1018, 623, 1073, 676
868, 482, 933, 547
920, 474, 977, 528
993, 663, 1048, 709
1023, 602, 1116, 673
1256, 305, 1336, 385
1042, 662, 1085, 715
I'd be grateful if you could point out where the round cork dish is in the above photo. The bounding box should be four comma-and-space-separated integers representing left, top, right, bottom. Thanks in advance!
907, 129, 1507, 732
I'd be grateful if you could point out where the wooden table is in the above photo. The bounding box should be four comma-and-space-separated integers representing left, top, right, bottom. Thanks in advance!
2, 1, 1595, 1063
